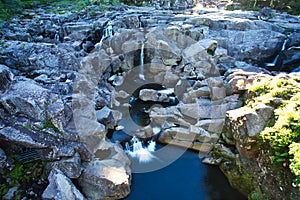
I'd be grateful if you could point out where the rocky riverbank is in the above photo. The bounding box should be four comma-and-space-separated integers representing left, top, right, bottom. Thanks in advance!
0, 2, 299, 199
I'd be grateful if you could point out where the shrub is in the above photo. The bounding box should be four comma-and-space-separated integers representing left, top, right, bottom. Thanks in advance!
247, 76, 300, 189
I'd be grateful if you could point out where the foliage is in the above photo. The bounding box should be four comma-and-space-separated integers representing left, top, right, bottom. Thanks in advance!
289, 142, 300, 188
38, 119, 60, 132
0, 159, 47, 198
235, 0, 300, 15
247, 76, 300, 190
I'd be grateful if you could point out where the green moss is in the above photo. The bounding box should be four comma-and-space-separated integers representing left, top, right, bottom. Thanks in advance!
0, 158, 48, 198
220, 161, 255, 195
38, 119, 59, 132
249, 190, 271, 200
23, 124, 31, 130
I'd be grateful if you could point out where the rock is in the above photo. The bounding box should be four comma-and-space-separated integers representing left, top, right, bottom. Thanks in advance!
0, 81, 50, 121
193, 142, 215, 155
79, 141, 131, 200
0, 41, 79, 72
179, 102, 227, 120
139, 89, 170, 102
0, 148, 7, 167
48, 153, 83, 179
0, 125, 49, 148
279, 47, 300, 72
287, 32, 300, 47
162, 71, 180, 87
42, 169, 85, 200
259, 7, 273, 20
150, 106, 191, 128
196, 119, 225, 133
226, 104, 274, 137
0, 64, 14, 94
210, 86, 226, 100
182, 41, 206, 61
210, 29, 285, 64
47, 95, 68, 132
202, 156, 222, 165
146, 28, 181, 63
96, 106, 122, 128
214, 143, 236, 160
3, 186, 19, 200
158, 125, 219, 153
182, 86, 210, 103
94, 82, 115, 109
197, 39, 218, 53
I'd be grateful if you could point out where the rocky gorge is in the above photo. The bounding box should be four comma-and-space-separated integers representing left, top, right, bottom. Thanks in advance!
0, 1, 300, 199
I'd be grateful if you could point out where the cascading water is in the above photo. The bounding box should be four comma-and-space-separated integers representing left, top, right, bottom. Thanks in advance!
95, 21, 114, 49
265, 38, 289, 67
139, 40, 145, 80
54, 31, 60, 42
125, 136, 156, 163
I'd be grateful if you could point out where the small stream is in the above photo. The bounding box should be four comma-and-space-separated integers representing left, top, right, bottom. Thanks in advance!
124, 144, 246, 200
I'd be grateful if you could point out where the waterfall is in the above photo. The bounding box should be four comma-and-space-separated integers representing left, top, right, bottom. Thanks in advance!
54, 31, 60, 42
95, 21, 113, 49
125, 136, 156, 163
265, 38, 289, 67
139, 40, 145, 80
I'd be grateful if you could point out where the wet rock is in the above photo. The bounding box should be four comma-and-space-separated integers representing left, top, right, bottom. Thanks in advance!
279, 47, 300, 72
42, 169, 85, 200
202, 156, 222, 165
0, 64, 14, 94
79, 141, 131, 200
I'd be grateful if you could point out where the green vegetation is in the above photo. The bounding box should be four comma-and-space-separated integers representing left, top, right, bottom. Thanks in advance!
1, 0, 299, 22
235, 0, 300, 15
38, 119, 60, 132
0, 0, 142, 21
247, 76, 300, 190
0, 158, 47, 198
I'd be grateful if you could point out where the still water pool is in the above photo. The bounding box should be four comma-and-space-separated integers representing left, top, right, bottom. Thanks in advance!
124, 146, 246, 200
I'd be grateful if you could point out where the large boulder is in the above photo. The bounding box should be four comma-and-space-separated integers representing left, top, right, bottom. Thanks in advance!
224, 104, 274, 159
0, 81, 50, 121
209, 29, 285, 64
42, 169, 85, 200
79, 140, 131, 200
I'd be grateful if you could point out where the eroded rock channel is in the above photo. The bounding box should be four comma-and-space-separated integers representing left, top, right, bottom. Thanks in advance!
0, 2, 299, 199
